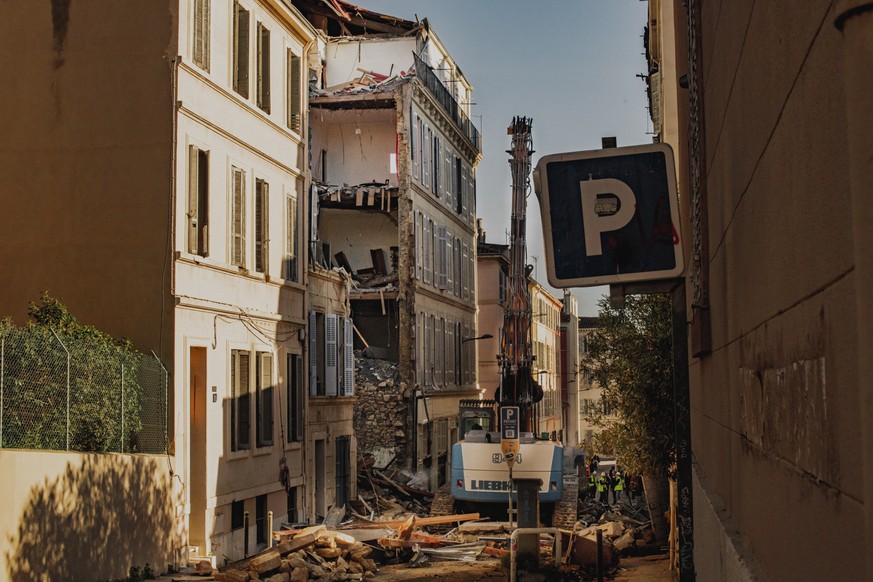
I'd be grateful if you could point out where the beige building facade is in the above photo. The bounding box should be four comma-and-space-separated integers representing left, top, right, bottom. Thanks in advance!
646, 0, 873, 579
0, 0, 357, 573
293, 1, 482, 489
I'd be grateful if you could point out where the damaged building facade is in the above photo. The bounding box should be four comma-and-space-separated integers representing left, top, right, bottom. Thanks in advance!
294, 1, 482, 489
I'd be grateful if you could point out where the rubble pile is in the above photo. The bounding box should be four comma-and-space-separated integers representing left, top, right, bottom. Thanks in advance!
209, 525, 379, 582
352, 356, 405, 464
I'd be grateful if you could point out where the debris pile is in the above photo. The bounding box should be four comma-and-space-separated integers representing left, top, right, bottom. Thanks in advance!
352, 357, 404, 473
209, 525, 379, 582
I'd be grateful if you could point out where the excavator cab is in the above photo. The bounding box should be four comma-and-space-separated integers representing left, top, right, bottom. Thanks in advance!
458, 399, 497, 440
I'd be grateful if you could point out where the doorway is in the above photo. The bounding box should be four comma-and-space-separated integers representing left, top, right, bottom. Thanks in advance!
315, 439, 326, 519
189, 347, 207, 549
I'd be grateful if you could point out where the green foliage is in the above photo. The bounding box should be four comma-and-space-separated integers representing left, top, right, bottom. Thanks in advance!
582, 293, 674, 478
1, 293, 145, 452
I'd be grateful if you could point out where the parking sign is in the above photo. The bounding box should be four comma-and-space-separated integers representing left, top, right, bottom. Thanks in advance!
532, 143, 683, 288
501, 406, 520, 467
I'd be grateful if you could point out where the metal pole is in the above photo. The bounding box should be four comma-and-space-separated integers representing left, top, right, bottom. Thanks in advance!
509, 527, 562, 582
596, 528, 604, 582
244, 511, 250, 557
1, 336, 4, 448
121, 362, 125, 453
51, 328, 70, 451
672, 281, 695, 581
267, 510, 274, 548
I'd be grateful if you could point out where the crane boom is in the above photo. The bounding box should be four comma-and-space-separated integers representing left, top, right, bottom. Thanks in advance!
498, 117, 542, 433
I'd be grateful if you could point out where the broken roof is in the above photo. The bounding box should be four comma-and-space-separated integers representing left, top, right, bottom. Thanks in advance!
291, 0, 419, 36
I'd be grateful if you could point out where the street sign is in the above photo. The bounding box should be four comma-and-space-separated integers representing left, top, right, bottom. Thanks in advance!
532, 143, 683, 288
500, 406, 520, 468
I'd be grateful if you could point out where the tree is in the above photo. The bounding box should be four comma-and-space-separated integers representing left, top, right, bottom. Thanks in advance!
0, 293, 145, 452
582, 293, 674, 478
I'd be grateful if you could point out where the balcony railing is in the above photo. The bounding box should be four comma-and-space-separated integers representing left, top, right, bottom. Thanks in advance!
413, 52, 480, 152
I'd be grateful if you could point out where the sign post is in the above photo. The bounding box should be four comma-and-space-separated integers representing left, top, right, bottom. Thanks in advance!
501, 406, 520, 468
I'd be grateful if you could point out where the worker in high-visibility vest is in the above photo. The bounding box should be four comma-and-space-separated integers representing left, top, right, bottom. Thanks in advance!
613, 471, 624, 503
587, 472, 597, 501
597, 472, 609, 504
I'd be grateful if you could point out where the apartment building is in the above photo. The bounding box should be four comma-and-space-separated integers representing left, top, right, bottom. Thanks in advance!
645, 0, 873, 579
0, 0, 359, 567
290, 0, 482, 488
530, 281, 563, 439
559, 291, 581, 447
475, 237, 509, 397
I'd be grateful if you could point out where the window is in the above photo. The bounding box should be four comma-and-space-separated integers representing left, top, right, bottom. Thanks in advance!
187, 146, 209, 256
256, 494, 267, 544
308, 312, 354, 397
231, 499, 245, 530
287, 51, 301, 132
232, 2, 250, 98
256, 22, 270, 113
462, 242, 469, 300
454, 237, 462, 297
423, 125, 431, 190
255, 179, 269, 274
192, 0, 210, 71
444, 144, 453, 208
445, 234, 453, 292
285, 193, 298, 281
423, 217, 432, 284
231, 166, 246, 267
287, 353, 304, 442
286, 487, 298, 523
335, 435, 351, 508
255, 351, 273, 447
230, 349, 251, 451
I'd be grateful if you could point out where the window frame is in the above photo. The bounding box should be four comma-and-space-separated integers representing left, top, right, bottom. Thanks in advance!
232, 1, 250, 99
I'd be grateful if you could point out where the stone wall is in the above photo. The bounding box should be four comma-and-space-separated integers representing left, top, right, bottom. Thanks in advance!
353, 356, 406, 466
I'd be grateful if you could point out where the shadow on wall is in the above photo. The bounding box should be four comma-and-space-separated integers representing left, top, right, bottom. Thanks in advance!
5, 455, 177, 581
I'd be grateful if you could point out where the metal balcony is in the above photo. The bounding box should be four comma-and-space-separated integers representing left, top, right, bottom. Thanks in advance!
413, 52, 481, 152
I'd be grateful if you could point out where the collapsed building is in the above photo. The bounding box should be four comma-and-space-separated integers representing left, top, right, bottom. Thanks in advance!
294, 0, 483, 489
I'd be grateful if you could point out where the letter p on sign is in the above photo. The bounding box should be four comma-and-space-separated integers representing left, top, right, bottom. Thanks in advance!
580, 178, 637, 256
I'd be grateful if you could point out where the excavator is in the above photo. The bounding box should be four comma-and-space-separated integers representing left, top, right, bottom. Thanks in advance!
431, 117, 581, 528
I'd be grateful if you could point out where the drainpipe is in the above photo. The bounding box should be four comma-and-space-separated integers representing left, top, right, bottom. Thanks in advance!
834, 3, 873, 581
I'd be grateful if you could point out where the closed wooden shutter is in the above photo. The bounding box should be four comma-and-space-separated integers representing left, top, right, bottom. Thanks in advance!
446, 234, 453, 291
233, 3, 249, 98
286, 194, 297, 281
231, 167, 246, 266
411, 109, 418, 181
257, 352, 273, 446
433, 135, 440, 195
309, 311, 317, 396
238, 350, 251, 450
255, 179, 269, 274
188, 145, 200, 254
193, 0, 210, 71
325, 313, 338, 396
288, 51, 301, 131
343, 318, 354, 396
257, 22, 270, 113
438, 226, 447, 289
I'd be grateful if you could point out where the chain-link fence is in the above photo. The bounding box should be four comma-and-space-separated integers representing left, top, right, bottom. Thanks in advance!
0, 324, 167, 454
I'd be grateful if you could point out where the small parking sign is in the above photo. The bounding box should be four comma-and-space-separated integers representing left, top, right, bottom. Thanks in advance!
501, 406, 520, 467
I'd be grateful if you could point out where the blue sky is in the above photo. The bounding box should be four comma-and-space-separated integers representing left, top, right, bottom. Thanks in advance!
357, 0, 653, 315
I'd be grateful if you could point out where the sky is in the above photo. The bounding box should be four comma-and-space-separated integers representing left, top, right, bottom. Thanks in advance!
358, 0, 654, 316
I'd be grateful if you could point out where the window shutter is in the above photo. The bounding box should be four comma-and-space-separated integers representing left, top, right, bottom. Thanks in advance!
233, 3, 250, 98
238, 351, 251, 450
423, 218, 431, 284
257, 23, 270, 113
232, 167, 246, 267
257, 352, 273, 446
294, 354, 304, 440
454, 238, 462, 296
444, 144, 453, 207
193, 0, 210, 71
344, 318, 354, 396
433, 135, 440, 195
188, 145, 200, 254
286, 194, 297, 281
309, 311, 317, 396
422, 126, 430, 189
415, 212, 422, 280
446, 234, 453, 291
230, 350, 237, 451
438, 226, 447, 289
461, 164, 469, 219
455, 157, 463, 214
462, 242, 469, 300
288, 51, 301, 132
411, 109, 419, 181
255, 180, 269, 273
325, 313, 338, 396
424, 315, 431, 385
